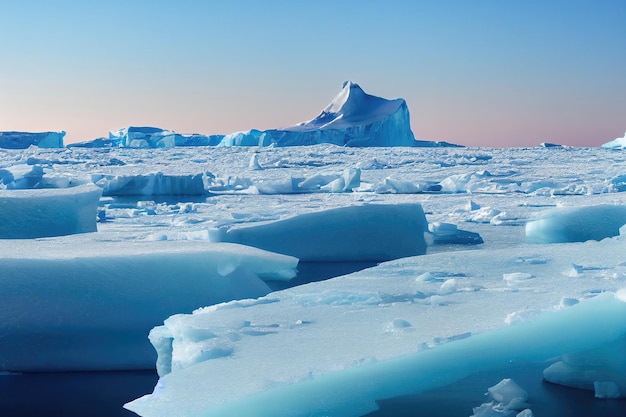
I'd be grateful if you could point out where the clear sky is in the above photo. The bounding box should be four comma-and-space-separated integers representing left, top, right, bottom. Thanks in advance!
1, 0, 624, 147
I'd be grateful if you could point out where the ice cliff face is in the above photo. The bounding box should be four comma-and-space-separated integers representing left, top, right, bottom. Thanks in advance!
106, 126, 223, 148
0, 131, 65, 149
220, 81, 418, 147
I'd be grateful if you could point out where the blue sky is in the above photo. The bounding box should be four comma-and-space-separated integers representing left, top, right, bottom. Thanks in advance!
1, 0, 624, 147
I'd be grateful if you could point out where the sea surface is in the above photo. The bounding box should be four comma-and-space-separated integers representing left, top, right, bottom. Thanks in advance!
2, 364, 625, 417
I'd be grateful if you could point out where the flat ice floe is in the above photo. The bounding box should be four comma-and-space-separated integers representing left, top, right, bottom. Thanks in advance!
126, 233, 626, 417
216, 203, 428, 261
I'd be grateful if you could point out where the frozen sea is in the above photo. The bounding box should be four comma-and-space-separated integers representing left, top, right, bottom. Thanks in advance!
1, 144, 626, 416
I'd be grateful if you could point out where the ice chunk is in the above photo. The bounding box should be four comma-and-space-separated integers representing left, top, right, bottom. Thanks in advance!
594, 381, 621, 399
0, 239, 297, 371
109, 126, 177, 148
0, 184, 101, 238
375, 177, 422, 194
428, 221, 483, 245
0, 131, 65, 149
543, 336, 626, 398
92, 172, 209, 196
525, 204, 626, 243
249, 153, 263, 170
601, 131, 626, 150
503, 272, 535, 283
487, 378, 528, 409
219, 129, 272, 147
471, 378, 530, 416
217, 204, 428, 261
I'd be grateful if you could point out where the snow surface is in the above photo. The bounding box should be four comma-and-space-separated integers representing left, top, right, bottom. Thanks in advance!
0, 131, 65, 149
1, 143, 626, 416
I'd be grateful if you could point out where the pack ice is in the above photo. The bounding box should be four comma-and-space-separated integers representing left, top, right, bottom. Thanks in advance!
2, 128, 626, 417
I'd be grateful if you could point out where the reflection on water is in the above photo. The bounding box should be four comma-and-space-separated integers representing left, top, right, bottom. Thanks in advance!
2, 363, 625, 416
0, 370, 157, 417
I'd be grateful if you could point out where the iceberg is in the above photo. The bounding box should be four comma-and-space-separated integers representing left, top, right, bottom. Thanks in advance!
107, 127, 221, 148
68, 83, 463, 149
0, 184, 101, 238
109, 127, 176, 148
0, 131, 65, 149
601, 131, 626, 150
219, 129, 272, 147
0, 238, 297, 371
218, 82, 435, 147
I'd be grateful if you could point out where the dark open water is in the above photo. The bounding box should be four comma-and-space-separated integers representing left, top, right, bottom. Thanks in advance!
1, 363, 625, 417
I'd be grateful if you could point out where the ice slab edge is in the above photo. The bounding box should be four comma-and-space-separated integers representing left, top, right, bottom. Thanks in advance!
0, 240, 297, 371
218, 203, 428, 262
0, 183, 101, 238
126, 292, 626, 417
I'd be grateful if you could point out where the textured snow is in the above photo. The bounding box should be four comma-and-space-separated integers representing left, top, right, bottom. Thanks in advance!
1, 143, 626, 416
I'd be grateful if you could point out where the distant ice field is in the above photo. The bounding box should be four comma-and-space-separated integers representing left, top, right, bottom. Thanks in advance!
2, 145, 625, 241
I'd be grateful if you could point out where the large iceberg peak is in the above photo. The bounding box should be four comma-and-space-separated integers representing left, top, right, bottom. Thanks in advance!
293, 80, 405, 131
